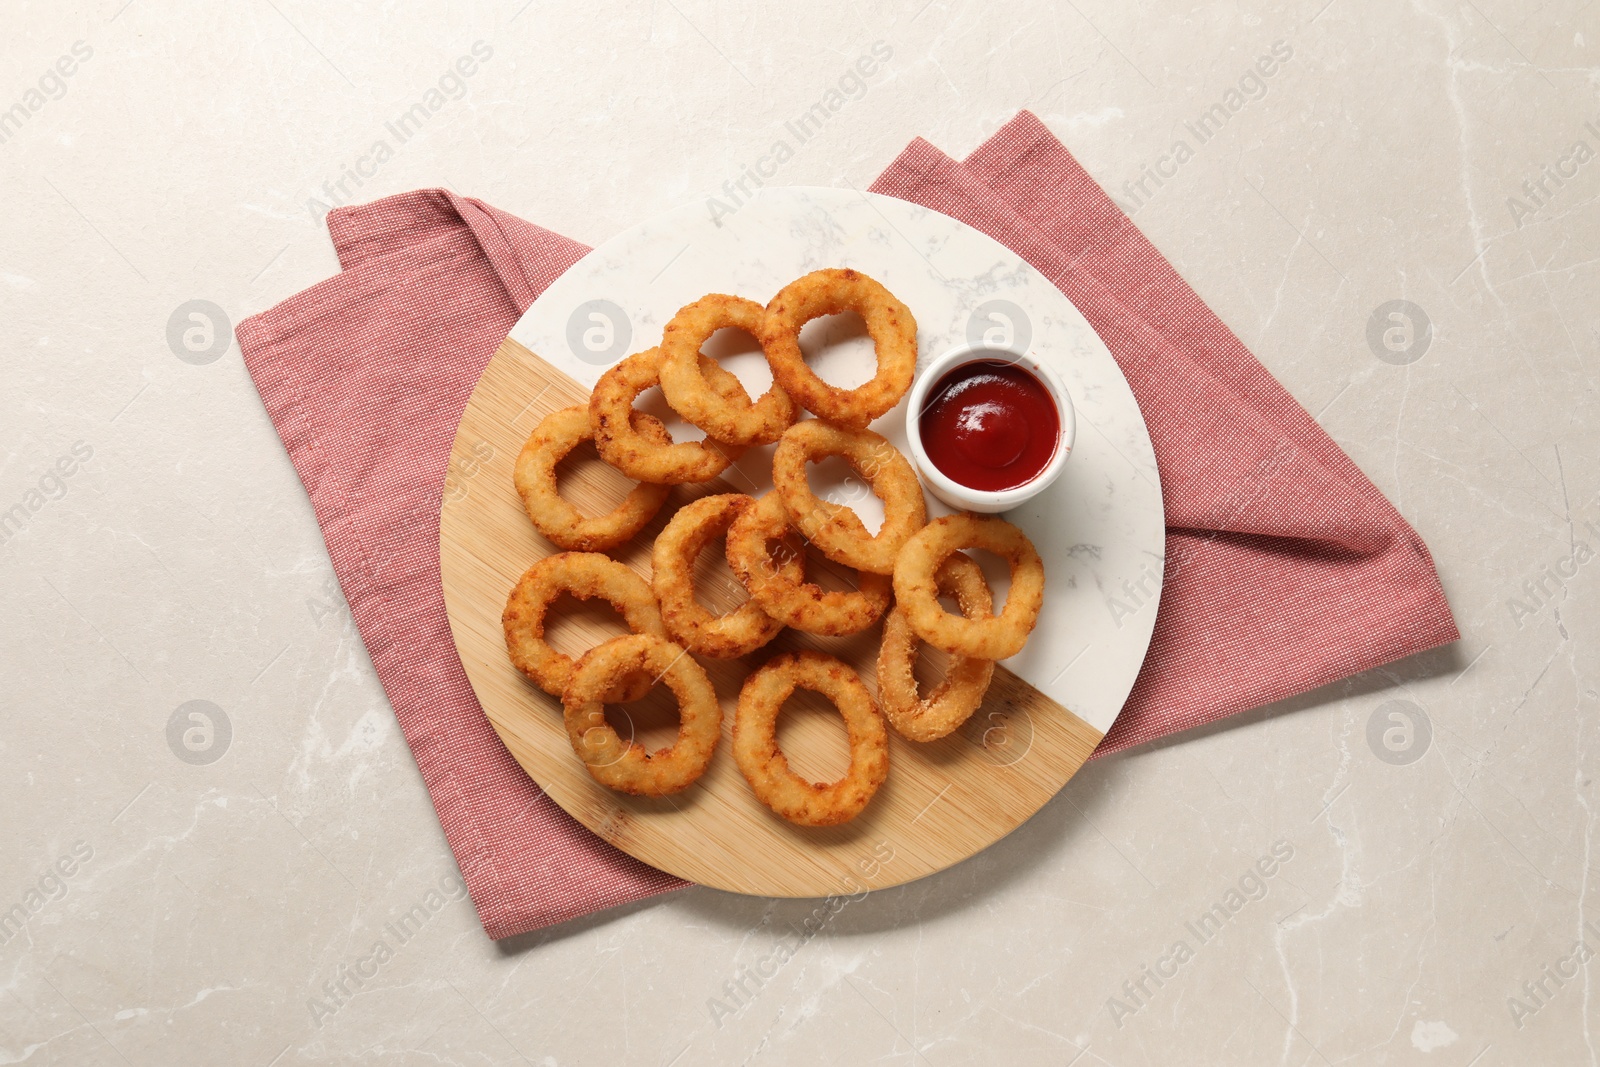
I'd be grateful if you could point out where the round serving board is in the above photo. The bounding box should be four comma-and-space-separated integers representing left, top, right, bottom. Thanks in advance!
440, 187, 1164, 897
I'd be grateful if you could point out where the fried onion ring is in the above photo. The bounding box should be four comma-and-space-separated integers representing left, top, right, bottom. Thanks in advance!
563, 634, 721, 796
659, 294, 796, 446
733, 651, 888, 826
652, 493, 799, 659
760, 268, 917, 427
770, 419, 927, 575
590, 347, 748, 484
893, 514, 1045, 660
877, 552, 996, 741
514, 406, 671, 551
502, 552, 667, 700
725, 493, 891, 637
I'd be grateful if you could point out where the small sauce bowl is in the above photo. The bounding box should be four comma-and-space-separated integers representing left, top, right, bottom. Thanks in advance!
904, 342, 1076, 514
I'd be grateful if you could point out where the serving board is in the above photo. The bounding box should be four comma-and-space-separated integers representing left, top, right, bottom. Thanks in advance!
440, 188, 1164, 897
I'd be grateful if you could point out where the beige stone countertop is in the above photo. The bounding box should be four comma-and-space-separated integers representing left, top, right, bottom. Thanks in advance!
2, 1, 1596, 1063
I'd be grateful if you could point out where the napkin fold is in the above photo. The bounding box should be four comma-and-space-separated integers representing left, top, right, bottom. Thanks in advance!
871, 112, 1459, 754
237, 110, 1457, 939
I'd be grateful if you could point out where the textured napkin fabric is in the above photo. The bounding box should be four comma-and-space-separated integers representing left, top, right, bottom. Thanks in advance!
237, 110, 1457, 939
870, 112, 1459, 755
237, 194, 687, 937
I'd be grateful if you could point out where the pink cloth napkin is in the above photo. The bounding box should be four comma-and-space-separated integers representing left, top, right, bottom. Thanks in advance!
871, 112, 1459, 754
237, 110, 1457, 939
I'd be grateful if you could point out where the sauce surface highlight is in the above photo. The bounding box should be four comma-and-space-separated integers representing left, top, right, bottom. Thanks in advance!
918, 360, 1060, 492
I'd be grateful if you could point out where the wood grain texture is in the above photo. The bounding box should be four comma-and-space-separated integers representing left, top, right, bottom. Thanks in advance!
439, 337, 1104, 897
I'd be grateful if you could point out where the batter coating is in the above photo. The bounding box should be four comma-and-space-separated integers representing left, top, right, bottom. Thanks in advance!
590, 347, 748, 484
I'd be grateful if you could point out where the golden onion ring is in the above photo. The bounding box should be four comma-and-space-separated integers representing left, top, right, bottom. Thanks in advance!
563, 633, 721, 796
876, 552, 996, 741
733, 651, 889, 826
760, 268, 917, 427
770, 419, 926, 575
513, 406, 671, 551
892, 514, 1044, 660
659, 294, 797, 446
590, 347, 747, 484
724, 492, 891, 637
502, 552, 666, 700
651, 493, 798, 659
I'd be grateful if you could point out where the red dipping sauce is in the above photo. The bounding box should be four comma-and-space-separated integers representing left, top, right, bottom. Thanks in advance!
918, 360, 1060, 491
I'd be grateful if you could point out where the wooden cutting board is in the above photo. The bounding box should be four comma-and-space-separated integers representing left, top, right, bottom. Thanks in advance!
439, 335, 1104, 898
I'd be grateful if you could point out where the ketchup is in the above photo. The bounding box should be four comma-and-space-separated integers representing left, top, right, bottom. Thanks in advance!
918, 360, 1059, 491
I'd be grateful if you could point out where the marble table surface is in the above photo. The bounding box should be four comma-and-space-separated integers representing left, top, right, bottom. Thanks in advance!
2, 1, 1595, 1063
